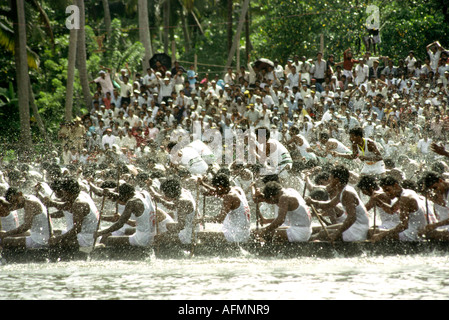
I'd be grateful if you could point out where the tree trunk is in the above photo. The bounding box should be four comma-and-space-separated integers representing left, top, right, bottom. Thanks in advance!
14, 0, 32, 157
224, 0, 249, 71
227, 0, 233, 53
66, 27, 78, 122
163, 0, 170, 54
102, 0, 112, 39
245, 3, 251, 59
181, 6, 191, 53
138, 0, 153, 73
28, 78, 52, 148
76, 0, 92, 110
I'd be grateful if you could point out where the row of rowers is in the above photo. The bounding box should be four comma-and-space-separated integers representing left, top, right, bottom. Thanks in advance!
1, 163, 449, 249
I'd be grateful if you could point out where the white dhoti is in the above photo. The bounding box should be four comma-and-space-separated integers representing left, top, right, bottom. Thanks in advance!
361, 160, 386, 176
286, 226, 312, 242
342, 222, 369, 242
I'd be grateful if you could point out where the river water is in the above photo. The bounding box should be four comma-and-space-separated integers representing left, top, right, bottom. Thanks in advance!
2, 197, 449, 302
1, 251, 449, 300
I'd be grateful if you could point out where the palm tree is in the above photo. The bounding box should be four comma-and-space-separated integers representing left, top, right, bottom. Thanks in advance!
13, 0, 32, 157
65, 2, 78, 122
76, 0, 92, 110
1, 0, 66, 152
227, 0, 233, 52
102, 0, 112, 39
138, 0, 153, 73
163, 0, 170, 53
0, 20, 39, 70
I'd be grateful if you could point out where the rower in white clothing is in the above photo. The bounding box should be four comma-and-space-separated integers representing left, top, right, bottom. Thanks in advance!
252, 181, 312, 242
331, 127, 386, 177
43, 178, 99, 248
254, 126, 293, 181
357, 176, 400, 237
310, 132, 351, 165
95, 183, 154, 247
187, 139, 218, 166
306, 165, 370, 242
197, 173, 251, 243
167, 141, 209, 176
369, 176, 436, 242
0, 190, 51, 248
418, 171, 449, 240
0, 197, 19, 232
286, 126, 318, 161
150, 178, 198, 245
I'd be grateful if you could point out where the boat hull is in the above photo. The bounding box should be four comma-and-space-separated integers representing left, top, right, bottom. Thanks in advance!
1, 240, 449, 264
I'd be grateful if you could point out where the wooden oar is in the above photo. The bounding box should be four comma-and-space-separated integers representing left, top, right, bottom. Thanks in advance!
154, 195, 160, 256
154, 198, 159, 237
310, 204, 335, 247
45, 191, 54, 240
202, 193, 206, 230
255, 200, 260, 231
190, 180, 201, 257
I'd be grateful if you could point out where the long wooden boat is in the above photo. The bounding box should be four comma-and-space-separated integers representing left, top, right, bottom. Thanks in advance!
1, 236, 449, 264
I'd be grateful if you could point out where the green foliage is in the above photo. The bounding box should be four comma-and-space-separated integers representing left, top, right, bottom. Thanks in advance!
251, 0, 449, 63
376, 0, 449, 61
0, 82, 20, 137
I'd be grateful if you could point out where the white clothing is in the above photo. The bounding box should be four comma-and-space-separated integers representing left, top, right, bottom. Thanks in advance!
0, 211, 19, 231
294, 134, 317, 161
129, 192, 153, 247
434, 202, 449, 231
171, 146, 209, 175
222, 187, 251, 243
417, 138, 432, 155
281, 188, 312, 242
357, 138, 386, 175
329, 138, 351, 154
355, 64, 369, 85
178, 189, 198, 244
263, 139, 292, 177
398, 189, 430, 241
94, 73, 114, 95
63, 191, 99, 247
187, 140, 217, 165
376, 203, 400, 230
26, 195, 50, 247
339, 185, 370, 241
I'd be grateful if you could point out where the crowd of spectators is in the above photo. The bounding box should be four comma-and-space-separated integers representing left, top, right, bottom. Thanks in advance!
57, 41, 449, 170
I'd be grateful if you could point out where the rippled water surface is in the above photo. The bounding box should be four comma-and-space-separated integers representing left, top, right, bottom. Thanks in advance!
1, 252, 449, 300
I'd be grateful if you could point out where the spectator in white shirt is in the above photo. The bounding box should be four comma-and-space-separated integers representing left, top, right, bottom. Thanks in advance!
287, 66, 300, 89
115, 74, 133, 105
102, 128, 116, 150
355, 59, 369, 86
312, 52, 327, 92
273, 60, 285, 79
427, 41, 444, 72
405, 50, 417, 73
157, 75, 175, 103
224, 68, 236, 85
417, 133, 432, 155
91, 68, 114, 97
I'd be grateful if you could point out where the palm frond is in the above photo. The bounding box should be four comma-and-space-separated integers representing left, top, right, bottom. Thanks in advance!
0, 21, 40, 69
